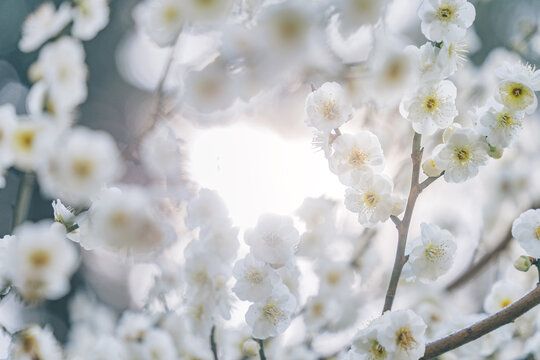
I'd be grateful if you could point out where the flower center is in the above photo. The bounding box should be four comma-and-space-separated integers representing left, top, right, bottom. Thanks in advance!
312, 302, 325, 317
363, 192, 378, 207
247, 270, 263, 285
326, 270, 341, 285
163, 5, 180, 23
14, 129, 37, 152
423, 96, 438, 114
496, 112, 519, 129
349, 149, 368, 166
72, 158, 94, 179
29, 249, 51, 268
424, 243, 446, 262
263, 302, 285, 325
370, 340, 387, 359
437, 7, 454, 22
21, 333, 39, 354
454, 147, 470, 163
500, 298, 512, 308
397, 327, 417, 351
535, 226, 540, 240
263, 232, 282, 246
321, 100, 337, 121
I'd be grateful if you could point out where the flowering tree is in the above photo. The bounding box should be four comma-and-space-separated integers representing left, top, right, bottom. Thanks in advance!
1, 0, 540, 359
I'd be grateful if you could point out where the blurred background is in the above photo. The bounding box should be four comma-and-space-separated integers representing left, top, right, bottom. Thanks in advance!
2, 0, 540, 357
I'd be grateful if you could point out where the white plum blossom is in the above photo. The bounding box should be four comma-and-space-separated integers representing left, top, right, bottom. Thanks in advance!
333, 0, 388, 36
71, 0, 110, 40
78, 187, 175, 256
344, 173, 394, 226
407, 223, 456, 282
316, 260, 354, 297
9, 118, 52, 171
305, 82, 353, 133
475, 102, 524, 148
37, 127, 123, 207
432, 128, 489, 183
495, 62, 540, 114
198, 217, 239, 262
232, 255, 281, 302
329, 132, 385, 185
245, 283, 297, 339
418, 0, 476, 42
512, 209, 540, 258
9, 325, 64, 360
438, 40, 469, 77
5, 222, 78, 302
133, 0, 185, 47
484, 280, 523, 314
26, 81, 73, 128
185, 188, 229, 230
36, 36, 88, 110
18, 2, 72, 53
377, 310, 427, 360
350, 318, 389, 360
399, 80, 458, 135
297, 196, 337, 230
140, 124, 186, 182
366, 35, 419, 107
303, 295, 340, 332
244, 214, 299, 267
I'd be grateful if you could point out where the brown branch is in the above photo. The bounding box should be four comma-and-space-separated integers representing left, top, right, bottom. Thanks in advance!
210, 325, 219, 360
422, 285, 540, 359
382, 132, 422, 313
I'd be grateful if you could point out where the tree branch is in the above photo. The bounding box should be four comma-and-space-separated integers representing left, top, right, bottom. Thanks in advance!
382, 132, 422, 313
422, 285, 540, 359
257, 339, 266, 360
210, 325, 219, 360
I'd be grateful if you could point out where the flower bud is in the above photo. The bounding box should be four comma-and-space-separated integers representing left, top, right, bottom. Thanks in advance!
514, 255, 532, 272
242, 339, 260, 356
422, 158, 442, 177
488, 145, 503, 159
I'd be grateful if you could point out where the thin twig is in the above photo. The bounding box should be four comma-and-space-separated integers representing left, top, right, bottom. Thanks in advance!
422, 285, 540, 359
382, 132, 422, 313
0, 323, 12, 337
257, 339, 266, 360
210, 325, 219, 360
12, 171, 35, 230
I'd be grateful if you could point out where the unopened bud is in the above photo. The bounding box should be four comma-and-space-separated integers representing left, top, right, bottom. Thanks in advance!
242, 339, 260, 356
422, 158, 442, 177
488, 145, 503, 159
514, 255, 532, 272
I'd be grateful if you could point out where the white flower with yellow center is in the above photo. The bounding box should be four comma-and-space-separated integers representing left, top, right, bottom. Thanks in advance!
245, 283, 297, 339
305, 82, 353, 133
81, 187, 175, 256
329, 132, 385, 186
350, 318, 390, 360
303, 295, 340, 332
18, 2, 72, 53
9, 117, 51, 171
400, 80, 458, 135
378, 310, 427, 360
483, 280, 522, 314
233, 255, 280, 302
245, 214, 299, 267
407, 223, 456, 282
9, 325, 63, 360
344, 172, 394, 226
37, 127, 123, 207
432, 128, 489, 183
185, 188, 229, 230
418, 0, 476, 42
495, 62, 540, 115
475, 102, 524, 148
437, 40, 469, 77
71, 0, 110, 41
316, 260, 354, 297
511, 209, 540, 258
367, 35, 419, 107
6, 222, 78, 302
133, 0, 186, 47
